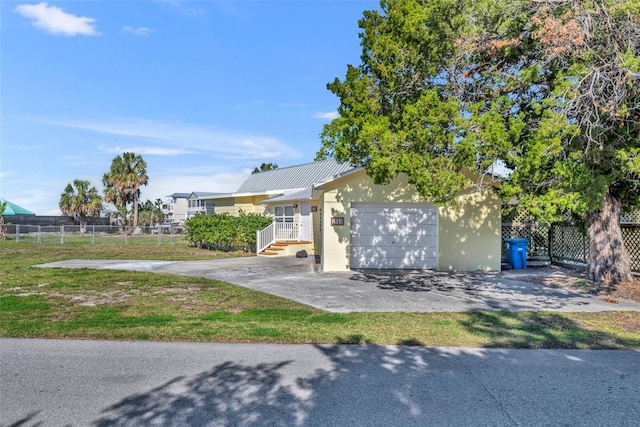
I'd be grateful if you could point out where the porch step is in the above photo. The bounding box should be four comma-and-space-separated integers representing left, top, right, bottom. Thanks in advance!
259, 241, 313, 257
272, 241, 311, 246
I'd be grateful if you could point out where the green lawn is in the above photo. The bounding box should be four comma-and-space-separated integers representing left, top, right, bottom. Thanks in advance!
1, 240, 638, 348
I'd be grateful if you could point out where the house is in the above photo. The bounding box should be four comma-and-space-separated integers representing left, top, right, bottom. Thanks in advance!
195, 159, 502, 272
186, 192, 229, 219
162, 193, 190, 224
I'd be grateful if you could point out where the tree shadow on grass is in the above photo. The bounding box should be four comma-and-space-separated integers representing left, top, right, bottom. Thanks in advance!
459, 311, 640, 349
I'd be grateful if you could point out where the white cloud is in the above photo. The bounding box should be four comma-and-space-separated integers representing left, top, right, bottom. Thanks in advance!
123, 26, 154, 37
0, 172, 10, 179
313, 111, 339, 120
46, 118, 302, 160
103, 146, 192, 156
15, 2, 99, 36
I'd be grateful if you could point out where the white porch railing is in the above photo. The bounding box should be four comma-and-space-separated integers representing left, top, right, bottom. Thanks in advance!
186, 206, 206, 217
275, 222, 297, 241
257, 222, 276, 254
256, 221, 299, 254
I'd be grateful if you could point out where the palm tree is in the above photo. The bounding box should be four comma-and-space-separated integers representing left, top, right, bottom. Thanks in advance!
102, 173, 133, 227
59, 180, 103, 233
103, 152, 149, 228
138, 199, 165, 226
0, 200, 7, 240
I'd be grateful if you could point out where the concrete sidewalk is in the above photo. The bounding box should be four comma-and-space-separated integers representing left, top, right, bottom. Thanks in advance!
2, 339, 639, 427
36, 257, 640, 312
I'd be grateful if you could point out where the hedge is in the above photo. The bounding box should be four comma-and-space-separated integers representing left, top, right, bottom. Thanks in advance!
184, 212, 272, 252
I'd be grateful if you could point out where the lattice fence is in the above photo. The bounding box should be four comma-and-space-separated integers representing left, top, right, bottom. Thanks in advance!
549, 223, 588, 265
622, 224, 640, 272
502, 208, 639, 272
501, 223, 550, 257
549, 223, 640, 272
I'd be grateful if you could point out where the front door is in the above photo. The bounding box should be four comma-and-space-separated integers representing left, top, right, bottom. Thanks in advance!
299, 201, 311, 242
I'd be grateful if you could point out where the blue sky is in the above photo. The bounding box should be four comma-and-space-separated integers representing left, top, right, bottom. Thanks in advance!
0, 0, 378, 214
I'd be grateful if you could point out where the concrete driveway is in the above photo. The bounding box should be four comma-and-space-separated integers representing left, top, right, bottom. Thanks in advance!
37, 256, 640, 312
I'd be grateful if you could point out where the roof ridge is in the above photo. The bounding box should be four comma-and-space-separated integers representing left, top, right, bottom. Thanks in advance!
254, 158, 343, 174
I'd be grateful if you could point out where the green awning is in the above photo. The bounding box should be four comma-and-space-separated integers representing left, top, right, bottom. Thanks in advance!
0, 198, 36, 216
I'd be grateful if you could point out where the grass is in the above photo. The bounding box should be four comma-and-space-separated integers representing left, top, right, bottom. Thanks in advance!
1, 240, 639, 348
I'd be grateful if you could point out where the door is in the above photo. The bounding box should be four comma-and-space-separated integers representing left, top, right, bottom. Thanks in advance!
350, 203, 437, 269
299, 201, 311, 242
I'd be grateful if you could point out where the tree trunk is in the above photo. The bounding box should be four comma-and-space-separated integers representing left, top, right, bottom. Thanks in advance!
585, 191, 634, 284
0, 216, 5, 241
133, 193, 139, 229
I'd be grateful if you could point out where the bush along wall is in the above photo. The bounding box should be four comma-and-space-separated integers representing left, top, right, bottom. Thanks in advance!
184, 212, 272, 252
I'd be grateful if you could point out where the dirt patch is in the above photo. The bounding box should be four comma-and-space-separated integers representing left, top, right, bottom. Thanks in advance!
18, 284, 207, 308
502, 265, 640, 303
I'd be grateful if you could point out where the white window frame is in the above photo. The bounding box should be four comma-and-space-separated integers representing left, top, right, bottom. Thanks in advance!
273, 205, 295, 223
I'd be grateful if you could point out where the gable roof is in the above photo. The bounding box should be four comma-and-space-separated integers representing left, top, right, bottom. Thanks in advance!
167, 193, 191, 199
236, 159, 356, 194
0, 198, 36, 216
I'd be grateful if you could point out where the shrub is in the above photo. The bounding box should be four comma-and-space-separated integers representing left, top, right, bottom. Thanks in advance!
184, 212, 272, 252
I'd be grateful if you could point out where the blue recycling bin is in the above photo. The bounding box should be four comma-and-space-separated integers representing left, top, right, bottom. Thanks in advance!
505, 238, 528, 269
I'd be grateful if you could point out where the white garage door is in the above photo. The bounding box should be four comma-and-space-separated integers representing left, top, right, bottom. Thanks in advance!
350, 203, 437, 269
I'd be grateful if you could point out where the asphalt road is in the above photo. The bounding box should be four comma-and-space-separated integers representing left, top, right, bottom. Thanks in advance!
2, 339, 639, 426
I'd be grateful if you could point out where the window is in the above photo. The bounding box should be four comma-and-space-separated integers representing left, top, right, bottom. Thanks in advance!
274, 205, 294, 223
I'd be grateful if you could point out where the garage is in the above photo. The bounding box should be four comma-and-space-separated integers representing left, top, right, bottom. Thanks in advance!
350, 203, 437, 269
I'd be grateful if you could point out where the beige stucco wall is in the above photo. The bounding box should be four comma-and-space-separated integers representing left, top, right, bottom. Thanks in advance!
212, 196, 269, 216
437, 189, 502, 272
320, 170, 501, 272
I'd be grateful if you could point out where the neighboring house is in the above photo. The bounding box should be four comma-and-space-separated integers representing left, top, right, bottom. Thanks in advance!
196, 159, 502, 273
162, 193, 190, 224
100, 206, 119, 225
186, 192, 223, 219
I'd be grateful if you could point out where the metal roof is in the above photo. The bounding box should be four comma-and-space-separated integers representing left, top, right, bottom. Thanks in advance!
236, 159, 356, 194
167, 193, 191, 199
188, 192, 232, 200
265, 188, 313, 203
0, 198, 36, 216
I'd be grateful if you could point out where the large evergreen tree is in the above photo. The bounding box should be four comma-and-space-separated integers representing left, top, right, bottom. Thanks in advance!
317, 0, 640, 283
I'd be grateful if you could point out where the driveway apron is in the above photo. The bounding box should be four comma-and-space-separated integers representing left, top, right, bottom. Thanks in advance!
36, 257, 640, 313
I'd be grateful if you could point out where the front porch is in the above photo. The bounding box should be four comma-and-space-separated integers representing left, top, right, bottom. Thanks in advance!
256, 221, 313, 257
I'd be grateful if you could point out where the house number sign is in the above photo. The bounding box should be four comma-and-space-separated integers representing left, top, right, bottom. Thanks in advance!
331, 217, 345, 226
